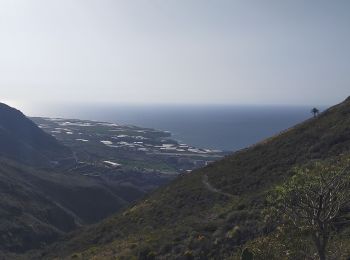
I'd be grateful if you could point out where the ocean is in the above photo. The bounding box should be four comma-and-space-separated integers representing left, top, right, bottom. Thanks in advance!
35, 104, 317, 151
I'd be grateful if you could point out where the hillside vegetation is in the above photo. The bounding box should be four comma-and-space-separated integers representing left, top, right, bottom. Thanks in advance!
34, 97, 350, 259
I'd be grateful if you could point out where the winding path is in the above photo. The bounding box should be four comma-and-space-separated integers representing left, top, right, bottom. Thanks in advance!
202, 174, 235, 198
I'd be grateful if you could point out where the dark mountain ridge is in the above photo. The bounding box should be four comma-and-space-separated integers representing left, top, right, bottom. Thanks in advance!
0, 103, 71, 166
34, 96, 350, 259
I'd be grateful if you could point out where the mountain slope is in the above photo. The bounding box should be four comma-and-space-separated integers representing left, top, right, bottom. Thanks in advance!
36, 97, 350, 259
0, 103, 71, 166
0, 104, 166, 255
0, 158, 141, 254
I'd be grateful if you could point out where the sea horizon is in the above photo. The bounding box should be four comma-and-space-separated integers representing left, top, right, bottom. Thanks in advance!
25, 103, 323, 151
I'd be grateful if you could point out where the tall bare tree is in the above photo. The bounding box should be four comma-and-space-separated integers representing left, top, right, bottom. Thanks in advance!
270, 158, 350, 260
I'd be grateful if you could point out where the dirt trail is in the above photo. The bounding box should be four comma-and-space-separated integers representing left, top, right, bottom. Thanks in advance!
202, 174, 235, 198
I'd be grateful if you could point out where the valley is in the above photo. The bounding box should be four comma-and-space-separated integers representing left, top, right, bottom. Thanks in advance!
0, 104, 224, 256
2, 98, 350, 259
33, 97, 350, 259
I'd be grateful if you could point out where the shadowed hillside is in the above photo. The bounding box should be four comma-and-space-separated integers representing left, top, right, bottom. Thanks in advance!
0, 103, 72, 167
0, 104, 169, 256
34, 97, 350, 259
0, 157, 146, 254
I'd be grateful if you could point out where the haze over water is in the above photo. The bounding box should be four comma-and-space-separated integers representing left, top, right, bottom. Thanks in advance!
29, 104, 314, 151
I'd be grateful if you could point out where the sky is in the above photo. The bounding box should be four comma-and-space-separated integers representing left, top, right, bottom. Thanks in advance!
0, 0, 350, 112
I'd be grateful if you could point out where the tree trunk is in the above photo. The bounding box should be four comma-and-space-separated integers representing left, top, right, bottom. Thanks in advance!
318, 249, 326, 260
313, 233, 327, 260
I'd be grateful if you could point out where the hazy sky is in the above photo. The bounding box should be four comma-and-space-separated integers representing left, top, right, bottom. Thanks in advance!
1, 0, 349, 110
